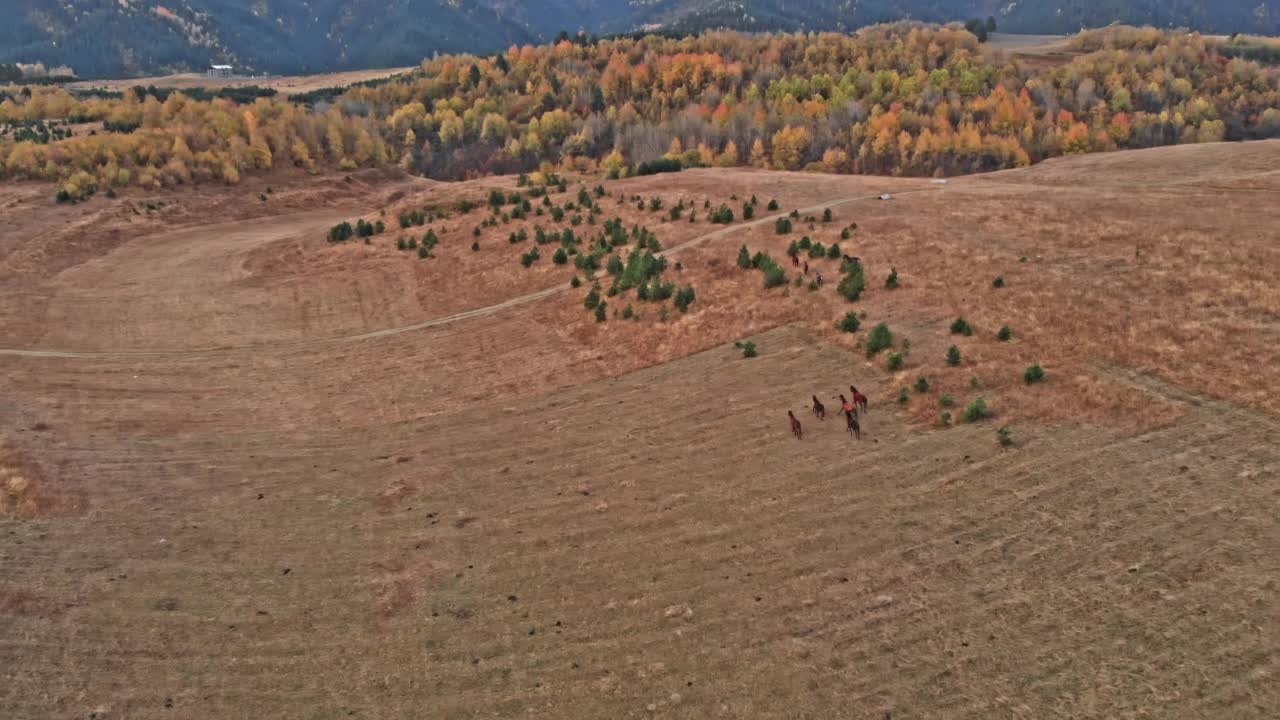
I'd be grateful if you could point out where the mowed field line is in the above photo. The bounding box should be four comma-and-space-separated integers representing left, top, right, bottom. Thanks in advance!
1, 188, 933, 359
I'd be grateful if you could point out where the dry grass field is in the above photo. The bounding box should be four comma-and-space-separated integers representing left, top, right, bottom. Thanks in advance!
2, 142, 1278, 719
65, 67, 414, 96
984, 33, 1077, 67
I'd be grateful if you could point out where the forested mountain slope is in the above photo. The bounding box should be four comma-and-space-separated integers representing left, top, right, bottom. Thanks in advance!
627, 1, 1276, 37
3, 0, 1276, 78
5, 24, 1279, 200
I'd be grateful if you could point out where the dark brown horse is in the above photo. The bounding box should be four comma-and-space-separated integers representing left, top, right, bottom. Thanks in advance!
788, 411, 803, 440
811, 395, 826, 420
846, 409, 861, 439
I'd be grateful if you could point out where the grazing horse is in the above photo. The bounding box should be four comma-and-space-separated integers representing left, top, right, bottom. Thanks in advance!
814, 271, 824, 286
803, 261, 809, 276
845, 410, 861, 439
787, 411, 803, 440
850, 386, 869, 415
791, 253, 800, 267
842, 255, 862, 267
838, 394, 857, 419
811, 395, 826, 420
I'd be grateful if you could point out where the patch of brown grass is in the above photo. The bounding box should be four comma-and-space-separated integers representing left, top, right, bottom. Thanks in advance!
0, 588, 61, 618
371, 557, 450, 621
373, 479, 418, 513
0, 441, 84, 518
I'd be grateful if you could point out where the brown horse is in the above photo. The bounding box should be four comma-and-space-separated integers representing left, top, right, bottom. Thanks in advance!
812, 395, 826, 420
850, 386, 869, 415
788, 411, 803, 440
838, 394, 857, 419
846, 409, 861, 439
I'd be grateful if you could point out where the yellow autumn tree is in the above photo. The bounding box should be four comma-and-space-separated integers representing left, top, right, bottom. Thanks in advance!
771, 125, 811, 170
749, 137, 767, 167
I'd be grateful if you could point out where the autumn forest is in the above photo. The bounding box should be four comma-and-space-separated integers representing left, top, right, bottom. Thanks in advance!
2, 24, 1278, 198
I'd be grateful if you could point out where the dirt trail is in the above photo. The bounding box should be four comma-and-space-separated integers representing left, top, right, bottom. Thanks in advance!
0, 189, 932, 359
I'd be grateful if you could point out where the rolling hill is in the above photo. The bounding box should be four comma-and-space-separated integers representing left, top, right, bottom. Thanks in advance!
2, 0, 1276, 78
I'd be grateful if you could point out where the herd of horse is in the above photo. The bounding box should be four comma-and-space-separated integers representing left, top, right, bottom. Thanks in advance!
788, 386, 868, 440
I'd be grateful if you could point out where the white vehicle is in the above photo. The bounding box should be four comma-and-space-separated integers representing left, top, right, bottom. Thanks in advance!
878, 193, 892, 200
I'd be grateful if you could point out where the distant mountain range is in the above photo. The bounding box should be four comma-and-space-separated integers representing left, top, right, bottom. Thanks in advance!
3, 1, 1276, 78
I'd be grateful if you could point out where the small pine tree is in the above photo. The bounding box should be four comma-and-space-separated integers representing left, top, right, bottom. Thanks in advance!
471, 241, 480, 252
887, 352, 905, 371
992, 276, 1005, 288
950, 317, 973, 336
840, 227, 851, 239
837, 264, 866, 302
838, 311, 860, 333
763, 264, 787, 289
553, 247, 568, 264
898, 387, 909, 404
826, 243, 841, 259
946, 345, 962, 366
674, 285, 696, 313
822, 208, 832, 222
885, 268, 899, 289
1024, 364, 1046, 385
914, 377, 929, 393
767, 199, 779, 210
866, 322, 893, 355
996, 426, 1013, 446
583, 286, 601, 310
595, 301, 607, 322
570, 275, 581, 288
963, 397, 990, 423
997, 325, 1012, 342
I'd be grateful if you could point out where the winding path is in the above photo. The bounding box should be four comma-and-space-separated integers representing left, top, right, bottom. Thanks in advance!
0, 188, 933, 360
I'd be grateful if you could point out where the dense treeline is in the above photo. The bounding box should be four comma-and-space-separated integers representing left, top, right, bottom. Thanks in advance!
325, 24, 1280, 178
1, 24, 1278, 196
0, 86, 386, 196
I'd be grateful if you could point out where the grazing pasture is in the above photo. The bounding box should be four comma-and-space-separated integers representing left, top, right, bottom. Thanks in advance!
2, 142, 1278, 719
